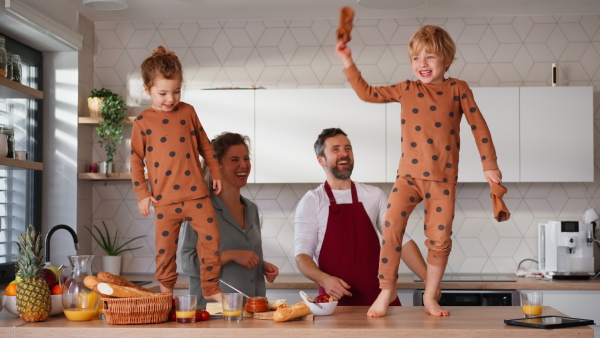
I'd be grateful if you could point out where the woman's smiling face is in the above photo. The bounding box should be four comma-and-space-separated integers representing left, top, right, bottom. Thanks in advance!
220, 144, 251, 189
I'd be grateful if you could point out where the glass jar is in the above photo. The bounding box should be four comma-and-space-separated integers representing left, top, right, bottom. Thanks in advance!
245, 296, 268, 313
6, 52, 12, 81
59, 255, 100, 321
10, 54, 21, 83
0, 36, 7, 78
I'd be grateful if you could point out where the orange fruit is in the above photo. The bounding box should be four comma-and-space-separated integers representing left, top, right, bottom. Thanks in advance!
51, 284, 63, 295
5, 283, 16, 296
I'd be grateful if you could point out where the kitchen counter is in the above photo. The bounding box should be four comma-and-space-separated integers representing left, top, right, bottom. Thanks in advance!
129, 274, 600, 291
6, 306, 593, 337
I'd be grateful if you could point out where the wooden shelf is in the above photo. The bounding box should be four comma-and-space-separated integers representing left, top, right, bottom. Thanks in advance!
0, 76, 43, 99
78, 172, 148, 181
79, 116, 136, 125
0, 157, 43, 170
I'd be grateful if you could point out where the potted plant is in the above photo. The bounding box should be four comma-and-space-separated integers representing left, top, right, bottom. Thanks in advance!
92, 88, 128, 175
87, 88, 112, 118
85, 221, 146, 276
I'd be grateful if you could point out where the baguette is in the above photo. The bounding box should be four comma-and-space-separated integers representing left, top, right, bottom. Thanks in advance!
97, 271, 152, 293
96, 282, 157, 298
268, 299, 287, 311
272, 302, 310, 322
83, 275, 105, 296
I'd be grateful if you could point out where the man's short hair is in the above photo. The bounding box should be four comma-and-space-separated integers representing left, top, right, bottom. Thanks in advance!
314, 128, 348, 157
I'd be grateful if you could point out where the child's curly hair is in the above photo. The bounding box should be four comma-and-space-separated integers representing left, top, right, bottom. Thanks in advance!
408, 25, 456, 71
141, 45, 183, 89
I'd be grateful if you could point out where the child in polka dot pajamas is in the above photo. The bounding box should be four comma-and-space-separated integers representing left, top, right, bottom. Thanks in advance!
130, 46, 222, 302
336, 26, 502, 317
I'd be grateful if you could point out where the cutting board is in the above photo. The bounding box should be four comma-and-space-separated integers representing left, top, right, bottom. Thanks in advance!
243, 311, 314, 321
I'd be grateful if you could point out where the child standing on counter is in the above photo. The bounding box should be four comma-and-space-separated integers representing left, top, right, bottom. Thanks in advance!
335, 25, 503, 317
130, 45, 222, 301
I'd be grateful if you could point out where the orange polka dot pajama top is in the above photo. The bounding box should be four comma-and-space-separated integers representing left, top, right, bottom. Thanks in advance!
344, 65, 499, 290
130, 102, 222, 295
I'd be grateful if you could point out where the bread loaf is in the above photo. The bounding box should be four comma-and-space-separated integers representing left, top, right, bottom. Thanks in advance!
97, 271, 152, 292
83, 275, 106, 296
268, 299, 287, 311
96, 282, 157, 298
272, 302, 310, 322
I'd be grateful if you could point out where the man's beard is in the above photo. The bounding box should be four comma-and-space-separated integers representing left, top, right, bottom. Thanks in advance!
327, 157, 353, 180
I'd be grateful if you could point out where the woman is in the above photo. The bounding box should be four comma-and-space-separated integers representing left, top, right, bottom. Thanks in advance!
180, 132, 278, 305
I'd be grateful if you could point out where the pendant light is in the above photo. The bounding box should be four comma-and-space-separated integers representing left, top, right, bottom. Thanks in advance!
82, 0, 128, 10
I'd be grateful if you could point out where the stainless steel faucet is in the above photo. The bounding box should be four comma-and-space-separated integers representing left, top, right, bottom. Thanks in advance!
44, 224, 79, 263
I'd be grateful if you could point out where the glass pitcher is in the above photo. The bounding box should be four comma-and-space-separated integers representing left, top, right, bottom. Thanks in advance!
59, 255, 100, 321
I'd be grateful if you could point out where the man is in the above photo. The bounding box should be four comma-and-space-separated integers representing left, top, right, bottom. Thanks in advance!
294, 128, 427, 306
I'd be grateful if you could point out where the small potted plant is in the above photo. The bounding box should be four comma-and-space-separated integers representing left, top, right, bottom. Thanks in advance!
91, 88, 128, 175
85, 221, 146, 276
87, 88, 112, 118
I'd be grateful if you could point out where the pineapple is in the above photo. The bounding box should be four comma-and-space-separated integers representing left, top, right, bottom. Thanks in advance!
15, 224, 51, 322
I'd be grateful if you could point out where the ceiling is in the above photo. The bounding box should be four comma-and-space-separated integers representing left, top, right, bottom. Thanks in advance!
17, 0, 600, 24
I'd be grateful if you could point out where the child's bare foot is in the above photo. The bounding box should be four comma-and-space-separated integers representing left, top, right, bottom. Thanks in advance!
204, 292, 222, 303
367, 289, 397, 317
423, 293, 449, 316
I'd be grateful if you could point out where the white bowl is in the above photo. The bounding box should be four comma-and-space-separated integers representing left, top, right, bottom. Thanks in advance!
4, 294, 63, 316
304, 300, 338, 316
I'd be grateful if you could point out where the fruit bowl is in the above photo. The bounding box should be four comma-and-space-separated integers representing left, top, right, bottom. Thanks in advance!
4, 294, 63, 316
304, 299, 338, 316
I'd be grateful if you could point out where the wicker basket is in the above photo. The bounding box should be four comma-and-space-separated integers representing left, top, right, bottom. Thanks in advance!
88, 97, 104, 118
102, 293, 172, 325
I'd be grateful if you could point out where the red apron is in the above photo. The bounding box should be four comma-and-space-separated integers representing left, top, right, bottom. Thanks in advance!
318, 181, 401, 306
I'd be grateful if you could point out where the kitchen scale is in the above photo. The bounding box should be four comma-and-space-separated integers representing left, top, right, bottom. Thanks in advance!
412, 275, 515, 282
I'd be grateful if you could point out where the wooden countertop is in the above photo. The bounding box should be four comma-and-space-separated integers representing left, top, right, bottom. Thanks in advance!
8, 306, 593, 337
140, 274, 600, 291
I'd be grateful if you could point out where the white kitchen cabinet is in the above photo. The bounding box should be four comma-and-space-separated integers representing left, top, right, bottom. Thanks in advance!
520, 87, 593, 182
458, 87, 520, 182
255, 89, 386, 183
189, 89, 256, 183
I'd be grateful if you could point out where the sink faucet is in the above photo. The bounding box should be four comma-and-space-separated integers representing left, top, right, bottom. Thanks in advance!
45, 224, 79, 263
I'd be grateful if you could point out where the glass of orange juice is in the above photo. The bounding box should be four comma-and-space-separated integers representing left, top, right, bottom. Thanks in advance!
175, 295, 197, 323
223, 293, 243, 322
520, 292, 543, 318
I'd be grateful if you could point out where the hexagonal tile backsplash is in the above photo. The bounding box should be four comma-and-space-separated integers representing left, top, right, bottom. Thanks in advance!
86, 14, 600, 276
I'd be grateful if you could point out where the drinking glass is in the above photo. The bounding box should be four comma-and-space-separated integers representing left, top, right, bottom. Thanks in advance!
521, 291, 543, 318
175, 295, 197, 323
222, 293, 243, 322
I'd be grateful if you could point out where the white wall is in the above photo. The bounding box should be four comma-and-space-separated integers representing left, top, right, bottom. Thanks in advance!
85, 15, 600, 275
42, 51, 80, 268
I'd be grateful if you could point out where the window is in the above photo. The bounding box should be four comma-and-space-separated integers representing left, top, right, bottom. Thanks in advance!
0, 34, 42, 284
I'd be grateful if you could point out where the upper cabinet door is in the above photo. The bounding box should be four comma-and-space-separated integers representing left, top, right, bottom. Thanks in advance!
255, 89, 386, 183
190, 89, 256, 183
458, 87, 520, 182
520, 87, 593, 182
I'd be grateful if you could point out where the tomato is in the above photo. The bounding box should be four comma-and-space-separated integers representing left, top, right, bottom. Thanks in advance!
169, 310, 177, 321
201, 311, 210, 321
314, 293, 332, 303
195, 309, 202, 321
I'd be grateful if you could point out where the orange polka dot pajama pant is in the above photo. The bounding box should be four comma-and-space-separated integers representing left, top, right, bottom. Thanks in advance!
153, 197, 221, 296
378, 176, 455, 289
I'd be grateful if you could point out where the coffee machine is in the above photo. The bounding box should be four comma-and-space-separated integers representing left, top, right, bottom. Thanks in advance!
538, 221, 595, 279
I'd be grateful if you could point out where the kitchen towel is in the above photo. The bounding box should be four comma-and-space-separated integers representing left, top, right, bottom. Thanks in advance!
336, 6, 354, 44
490, 182, 510, 222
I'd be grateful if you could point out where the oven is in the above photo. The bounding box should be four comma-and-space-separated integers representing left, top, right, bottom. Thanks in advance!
413, 290, 520, 306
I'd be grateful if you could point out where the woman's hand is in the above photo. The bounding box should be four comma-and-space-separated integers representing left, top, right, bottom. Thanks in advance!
221, 250, 260, 269
137, 196, 158, 217
263, 261, 279, 283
